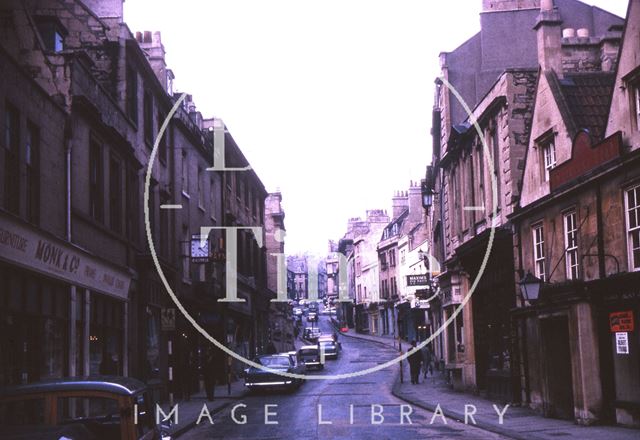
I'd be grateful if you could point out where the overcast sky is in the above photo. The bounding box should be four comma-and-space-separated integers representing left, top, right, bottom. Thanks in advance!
124, 0, 628, 256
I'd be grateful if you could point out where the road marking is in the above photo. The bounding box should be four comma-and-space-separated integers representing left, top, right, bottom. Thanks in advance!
160, 204, 183, 210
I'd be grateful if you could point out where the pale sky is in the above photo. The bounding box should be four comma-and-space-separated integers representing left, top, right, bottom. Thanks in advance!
123, 0, 628, 256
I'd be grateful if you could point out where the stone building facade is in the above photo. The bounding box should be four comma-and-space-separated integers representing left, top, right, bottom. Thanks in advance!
512, 0, 639, 427
0, 0, 273, 399
426, 0, 623, 403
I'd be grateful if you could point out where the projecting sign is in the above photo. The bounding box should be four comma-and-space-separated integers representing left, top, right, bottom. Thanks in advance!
407, 274, 430, 287
609, 311, 634, 332
161, 308, 176, 331
615, 332, 629, 355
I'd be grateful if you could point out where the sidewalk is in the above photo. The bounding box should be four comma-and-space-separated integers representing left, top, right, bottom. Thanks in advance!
158, 379, 249, 438
338, 327, 639, 440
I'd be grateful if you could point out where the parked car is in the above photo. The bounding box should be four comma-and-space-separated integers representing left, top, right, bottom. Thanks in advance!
303, 327, 321, 342
244, 354, 304, 392
0, 376, 171, 440
298, 345, 324, 370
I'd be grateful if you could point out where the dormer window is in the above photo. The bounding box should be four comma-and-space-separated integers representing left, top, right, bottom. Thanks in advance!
35, 17, 66, 53
537, 131, 557, 182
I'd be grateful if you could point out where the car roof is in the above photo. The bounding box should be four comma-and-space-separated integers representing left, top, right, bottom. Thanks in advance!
0, 376, 147, 398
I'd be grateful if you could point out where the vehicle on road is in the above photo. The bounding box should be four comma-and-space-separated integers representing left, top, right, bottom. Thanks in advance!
292, 307, 303, 317
306, 312, 318, 322
318, 335, 341, 359
0, 376, 171, 440
298, 345, 324, 370
303, 327, 321, 342
244, 354, 304, 392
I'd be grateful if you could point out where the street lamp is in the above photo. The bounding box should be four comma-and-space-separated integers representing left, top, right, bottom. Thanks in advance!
518, 272, 543, 303
421, 179, 435, 210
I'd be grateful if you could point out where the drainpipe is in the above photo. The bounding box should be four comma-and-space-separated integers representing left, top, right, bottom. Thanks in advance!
65, 119, 73, 242
595, 184, 606, 278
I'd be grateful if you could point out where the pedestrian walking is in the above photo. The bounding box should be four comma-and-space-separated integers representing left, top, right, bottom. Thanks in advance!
422, 344, 434, 379
407, 340, 422, 385
203, 346, 219, 401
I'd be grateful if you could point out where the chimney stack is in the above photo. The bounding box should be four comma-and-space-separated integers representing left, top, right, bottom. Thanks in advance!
392, 191, 409, 219
534, 0, 564, 77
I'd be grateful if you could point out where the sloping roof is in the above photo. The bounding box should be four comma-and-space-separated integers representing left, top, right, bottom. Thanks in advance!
556, 72, 615, 142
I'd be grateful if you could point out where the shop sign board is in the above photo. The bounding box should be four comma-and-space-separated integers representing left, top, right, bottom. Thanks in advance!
609, 311, 634, 332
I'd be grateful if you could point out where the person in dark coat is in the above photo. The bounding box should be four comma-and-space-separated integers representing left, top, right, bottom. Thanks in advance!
407, 340, 422, 385
203, 346, 218, 401
422, 344, 434, 378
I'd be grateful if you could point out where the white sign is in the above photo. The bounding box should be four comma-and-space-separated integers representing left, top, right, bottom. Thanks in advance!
0, 215, 131, 299
616, 332, 629, 355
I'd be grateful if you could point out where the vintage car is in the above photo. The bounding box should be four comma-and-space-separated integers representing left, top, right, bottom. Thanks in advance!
318, 337, 340, 360
0, 376, 170, 440
298, 345, 324, 370
303, 327, 321, 342
244, 354, 304, 392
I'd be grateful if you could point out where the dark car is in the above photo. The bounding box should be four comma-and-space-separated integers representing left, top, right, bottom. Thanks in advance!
298, 345, 324, 370
0, 376, 170, 440
244, 354, 304, 392
303, 327, 321, 342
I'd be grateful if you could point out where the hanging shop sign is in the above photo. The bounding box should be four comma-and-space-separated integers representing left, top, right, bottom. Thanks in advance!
615, 332, 630, 355
609, 311, 634, 333
407, 274, 430, 287
161, 308, 176, 331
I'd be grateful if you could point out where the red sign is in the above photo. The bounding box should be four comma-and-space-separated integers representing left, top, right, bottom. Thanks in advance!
610, 311, 634, 332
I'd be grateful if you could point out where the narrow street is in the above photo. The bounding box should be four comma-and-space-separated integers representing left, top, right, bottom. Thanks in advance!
180, 314, 507, 439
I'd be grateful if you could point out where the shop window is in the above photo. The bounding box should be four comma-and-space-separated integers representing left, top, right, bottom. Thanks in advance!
4, 103, 19, 214
626, 185, 640, 271
563, 210, 579, 279
533, 223, 546, 281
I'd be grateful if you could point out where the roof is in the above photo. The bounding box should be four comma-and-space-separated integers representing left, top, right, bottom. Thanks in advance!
0, 376, 147, 398
550, 71, 616, 142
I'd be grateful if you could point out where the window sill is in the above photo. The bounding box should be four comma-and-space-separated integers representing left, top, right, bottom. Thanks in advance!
182, 191, 190, 200
198, 204, 205, 213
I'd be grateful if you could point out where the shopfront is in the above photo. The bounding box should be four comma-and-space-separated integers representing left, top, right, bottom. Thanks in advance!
0, 214, 131, 386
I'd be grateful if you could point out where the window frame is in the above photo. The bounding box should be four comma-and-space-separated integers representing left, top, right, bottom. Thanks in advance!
109, 154, 123, 234
563, 210, 579, 279
4, 102, 20, 214
532, 222, 546, 281
126, 66, 138, 124
89, 137, 104, 223
625, 184, 640, 272
541, 139, 557, 182
25, 121, 40, 225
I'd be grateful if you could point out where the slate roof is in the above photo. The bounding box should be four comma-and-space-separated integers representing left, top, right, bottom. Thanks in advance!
554, 72, 615, 142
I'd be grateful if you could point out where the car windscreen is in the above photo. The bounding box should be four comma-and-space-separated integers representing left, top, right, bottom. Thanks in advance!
299, 349, 318, 356
257, 356, 291, 367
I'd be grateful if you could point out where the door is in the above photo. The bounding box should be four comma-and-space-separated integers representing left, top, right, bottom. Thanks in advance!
541, 316, 574, 420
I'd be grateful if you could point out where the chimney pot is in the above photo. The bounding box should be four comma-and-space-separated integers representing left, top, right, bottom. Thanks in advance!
540, 0, 553, 11
576, 28, 589, 38
135, 31, 142, 42
144, 31, 152, 43
562, 28, 576, 38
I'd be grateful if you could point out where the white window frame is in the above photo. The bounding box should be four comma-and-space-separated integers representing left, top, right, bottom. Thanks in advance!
625, 185, 640, 271
533, 223, 546, 281
563, 211, 579, 279
542, 141, 556, 182
634, 85, 640, 131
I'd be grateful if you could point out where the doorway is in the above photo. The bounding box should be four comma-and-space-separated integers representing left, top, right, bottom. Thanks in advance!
541, 316, 574, 420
